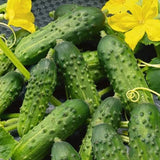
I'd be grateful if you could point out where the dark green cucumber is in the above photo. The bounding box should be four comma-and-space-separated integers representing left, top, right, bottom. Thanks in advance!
17, 55, 57, 136
146, 57, 160, 93
92, 123, 129, 160
79, 97, 123, 160
97, 35, 154, 111
53, 4, 82, 19
82, 50, 105, 83
51, 140, 81, 160
54, 40, 101, 114
129, 103, 160, 160
14, 6, 105, 65
12, 99, 90, 160
0, 71, 24, 115
0, 29, 30, 76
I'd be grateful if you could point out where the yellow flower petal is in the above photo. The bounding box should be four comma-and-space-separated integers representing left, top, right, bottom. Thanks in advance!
108, 12, 138, 32
8, 12, 36, 33
125, 25, 145, 50
142, 0, 158, 20
145, 19, 160, 41
5, 0, 35, 33
102, 0, 138, 14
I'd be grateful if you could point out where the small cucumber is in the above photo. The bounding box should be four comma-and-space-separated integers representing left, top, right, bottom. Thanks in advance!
97, 35, 154, 111
54, 40, 101, 114
17, 55, 57, 136
53, 4, 82, 19
12, 99, 90, 160
51, 140, 81, 160
79, 97, 123, 160
82, 50, 105, 83
92, 123, 128, 160
129, 103, 160, 160
0, 71, 24, 115
14, 6, 105, 65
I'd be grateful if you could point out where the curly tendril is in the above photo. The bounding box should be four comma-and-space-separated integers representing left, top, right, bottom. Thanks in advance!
126, 87, 160, 102
0, 22, 16, 49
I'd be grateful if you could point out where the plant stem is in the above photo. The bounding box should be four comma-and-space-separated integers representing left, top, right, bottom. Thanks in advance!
1, 113, 19, 120
98, 86, 112, 97
0, 37, 30, 80
50, 96, 62, 106
120, 121, 129, 128
5, 124, 17, 132
121, 135, 129, 143
2, 118, 18, 127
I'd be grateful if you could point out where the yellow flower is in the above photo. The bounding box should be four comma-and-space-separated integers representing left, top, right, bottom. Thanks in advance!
108, 0, 160, 50
5, 0, 36, 33
102, 0, 138, 14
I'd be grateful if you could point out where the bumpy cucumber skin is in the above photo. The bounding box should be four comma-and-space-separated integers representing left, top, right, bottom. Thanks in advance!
17, 57, 57, 137
97, 35, 154, 111
54, 4, 81, 19
12, 99, 90, 160
0, 29, 30, 76
82, 50, 105, 83
0, 71, 24, 115
51, 141, 81, 160
129, 103, 160, 160
14, 6, 105, 65
79, 97, 123, 160
54, 41, 101, 114
92, 123, 128, 160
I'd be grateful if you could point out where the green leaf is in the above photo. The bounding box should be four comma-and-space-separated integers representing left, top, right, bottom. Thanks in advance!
0, 125, 17, 160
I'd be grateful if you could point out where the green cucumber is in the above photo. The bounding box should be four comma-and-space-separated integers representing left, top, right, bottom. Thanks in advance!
51, 139, 81, 160
53, 4, 82, 19
14, 6, 105, 65
82, 50, 105, 83
92, 123, 128, 160
129, 103, 160, 160
54, 40, 101, 114
0, 29, 30, 76
17, 54, 57, 136
12, 99, 90, 160
97, 35, 154, 111
0, 71, 24, 115
146, 57, 160, 93
79, 97, 123, 160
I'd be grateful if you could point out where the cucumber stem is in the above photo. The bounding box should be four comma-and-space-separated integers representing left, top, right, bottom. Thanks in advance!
5, 123, 17, 132
120, 135, 129, 143
2, 118, 18, 127
120, 121, 129, 128
1, 113, 19, 120
98, 86, 112, 97
0, 37, 30, 80
50, 96, 62, 106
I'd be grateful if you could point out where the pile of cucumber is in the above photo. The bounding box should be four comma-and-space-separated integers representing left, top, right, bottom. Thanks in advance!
1, 3, 160, 160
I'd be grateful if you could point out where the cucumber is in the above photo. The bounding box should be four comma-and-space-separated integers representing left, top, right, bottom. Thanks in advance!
12, 99, 90, 160
0, 71, 24, 115
79, 97, 123, 160
54, 40, 101, 114
92, 123, 128, 160
14, 6, 105, 65
82, 50, 105, 83
129, 103, 160, 160
53, 4, 82, 19
97, 35, 154, 111
17, 55, 57, 136
0, 29, 30, 76
146, 57, 160, 93
51, 139, 81, 160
